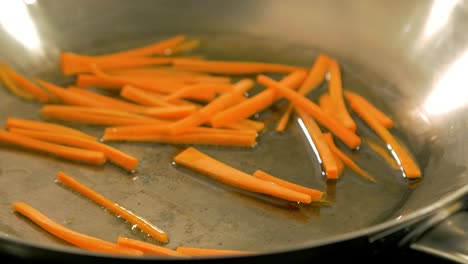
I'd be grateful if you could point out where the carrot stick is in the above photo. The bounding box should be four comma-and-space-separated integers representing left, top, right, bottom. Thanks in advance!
9, 128, 138, 171
117, 237, 187, 257
56, 171, 169, 243
252, 170, 323, 200
210, 70, 307, 128
12, 202, 143, 256
231, 118, 265, 133
98, 35, 186, 58
328, 59, 357, 132
140, 105, 199, 119
0, 129, 106, 165
40, 105, 154, 120
365, 137, 400, 170
167, 79, 255, 135
257, 74, 361, 149
0, 67, 34, 100
76, 74, 124, 89
172, 58, 304, 75
344, 91, 394, 128
36, 79, 108, 107
165, 38, 201, 56
173, 147, 312, 203
175, 246, 254, 256
5, 117, 97, 140
346, 98, 421, 178
295, 107, 339, 179
323, 133, 377, 182
164, 83, 233, 102
3, 66, 50, 103
120, 85, 178, 107
318, 93, 334, 117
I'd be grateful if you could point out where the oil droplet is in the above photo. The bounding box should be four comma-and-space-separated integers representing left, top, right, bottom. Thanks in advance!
132, 176, 139, 181
171, 161, 177, 166
131, 224, 138, 231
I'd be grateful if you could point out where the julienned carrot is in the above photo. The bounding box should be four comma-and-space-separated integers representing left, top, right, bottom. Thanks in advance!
328, 59, 357, 132
167, 79, 255, 135
318, 93, 334, 117
140, 105, 199, 119
3, 66, 50, 103
9, 128, 138, 171
172, 58, 305, 75
175, 246, 254, 256
210, 70, 307, 128
164, 83, 234, 102
323, 133, 377, 183
0, 129, 106, 165
344, 91, 394, 129
40, 105, 155, 120
98, 35, 186, 58
12, 202, 143, 256
276, 54, 331, 132
120, 85, 179, 107
295, 107, 339, 179
165, 38, 201, 56
257, 74, 361, 149
5, 117, 96, 140
56, 171, 169, 243
173, 147, 312, 203
252, 170, 323, 200
221, 118, 265, 133
0, 67, 34, 100
365, 137, 400, 170
109, 67, 231, 83
346, 98, 421, 178
76, 74, 125, 89
117, 237, 188, 257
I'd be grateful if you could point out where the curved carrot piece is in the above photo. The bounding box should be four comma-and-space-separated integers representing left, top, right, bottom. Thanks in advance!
173, 147, 312, 203
365, 137, 400, 170
5, 117, 96, 140
0, 67, 34, 100
252, 170, 323, 200
117, 237, 187, 257
0, 129, 106, 165
328, 59, 356, 132
210, 70, 307, 128
346, 98, 421, 178
344, 91, 394, 128
9, 128, 138, 172
257, 74, 361, 149
175, 246, 254, 256
3, 66, 50, 103
12, 202, 143, 256
56, 171, 169, 243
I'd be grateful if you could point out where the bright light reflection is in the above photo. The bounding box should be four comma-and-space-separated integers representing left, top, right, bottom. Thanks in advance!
422, 0, 459, 41
297, 118, 322, 164
0, 1, 41, 51
424, 49, 468, 115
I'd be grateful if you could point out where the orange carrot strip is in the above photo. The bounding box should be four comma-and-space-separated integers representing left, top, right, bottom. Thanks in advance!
323, 133, 377, 182
40, 105, 154, 120
173, 147, 312, 203
56, 171, 169, 243
0, 129, 106, 165
76, 74, 123, 89
36, 79, 108, 107
328, 60, 357, 132
210, 70, 307, 128
257, 74, 361, 149
9, 128, 138, 171
275, 54, 331, 132
318, 93, 334, 117
166, 38, 201, 55
231, 119, 265, 132
3, 66, 50, 103
366, 137, 400, 170
346, 98, 421, 178
295, 107, 339, 179
0, 67, 34, 100
344, 91, 394, 128
140, 105, 198, 119
98, 35, 186, 58
12, 202, 143, 256
252, 170, 323, 200
167, 79, 255, 135
120, 85, 178, 107
175, 246, 253, 256
164, 83, 234, 102
117, 237, 187, 257
5, 117, 96, 140
172, 58, 304, 75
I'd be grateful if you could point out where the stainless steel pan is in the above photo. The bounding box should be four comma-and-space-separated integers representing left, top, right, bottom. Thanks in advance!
0, 0, 467, 263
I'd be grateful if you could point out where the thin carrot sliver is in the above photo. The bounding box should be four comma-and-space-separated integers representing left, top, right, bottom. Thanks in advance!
9, 128, 138, 171
76, 74, 123, 89
120, 85, 178, 107
167, 79, 255, 135
231, 118, 265, 133
0, 129, 106, 165
318, 93, 334, 117
164, 83, 233, 102
0, 67, 34, 100
173, 147, 312, 203
276, 54, 331, 132
175, 246, 254, 256
5, 117, 96, 140
328, 59, 357, 132
323, 133, 377, 183
346, 98, 421, 178
172, 58, 304, 75
117, 237, 187, 257
56, 171, 169, 243
365, 137, 400, 170
257, 74, 361, 149
252, 170, 323, 200
140, 105, 198, 119
166, 38, 201, 55
40, 105, 154, 120
344, 91, 394, 128
36, 79, 108, 107
12, 202, 143, 256
295, 107, 339, 179
210, 70, 307, 128
3, 66, 50, 103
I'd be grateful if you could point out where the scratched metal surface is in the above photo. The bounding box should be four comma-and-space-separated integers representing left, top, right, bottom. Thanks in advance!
0, 0, 467, 261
